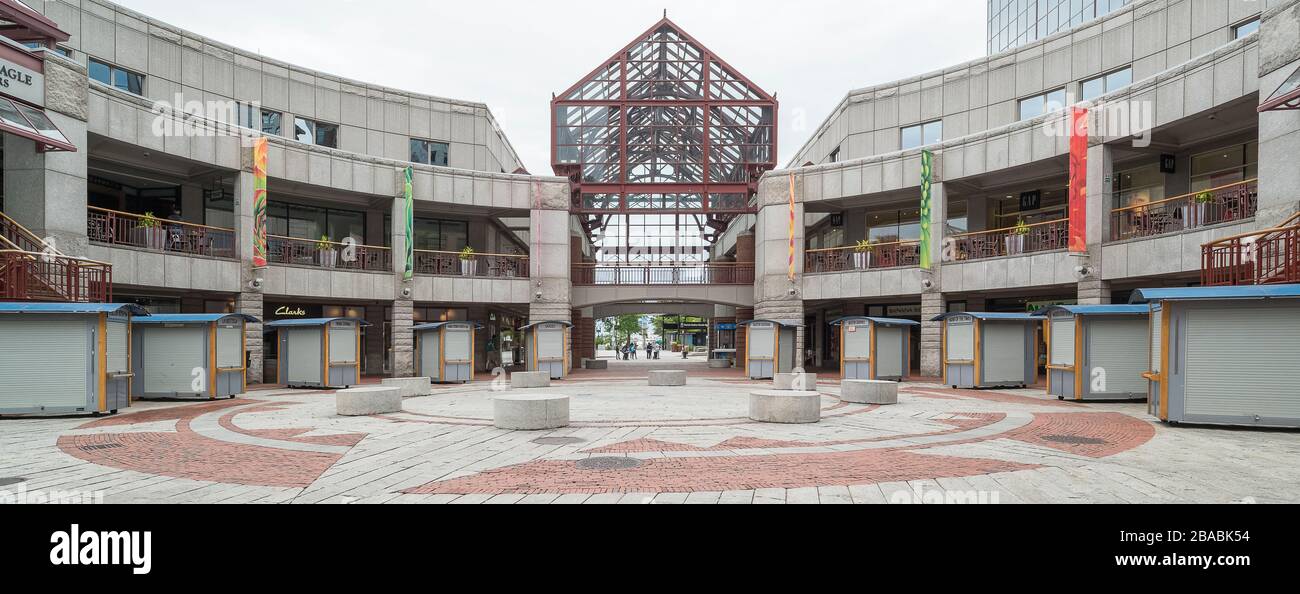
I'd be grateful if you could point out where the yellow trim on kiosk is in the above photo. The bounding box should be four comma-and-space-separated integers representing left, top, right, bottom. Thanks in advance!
972, 320, 982, 386
97, 313, 107, 413
1160, 304, 1171, 420
209, 321, 218, 400
1074, 317, 1084, 400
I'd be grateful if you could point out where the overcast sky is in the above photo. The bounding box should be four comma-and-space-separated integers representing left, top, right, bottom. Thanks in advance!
114, 0, 986, 173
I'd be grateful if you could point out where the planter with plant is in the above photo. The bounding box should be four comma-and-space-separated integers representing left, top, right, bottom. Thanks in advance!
1185, 191, 1215, 228
459, 246, 478, 276
853, 239, 874, 270
134, 212, 167, 250
1005, 218, 1030, 255
317, 236, 338, 268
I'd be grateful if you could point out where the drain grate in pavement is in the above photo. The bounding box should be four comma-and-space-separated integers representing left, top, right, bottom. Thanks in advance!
532, 437, 586, 446
1043, 435, 1107, 445
78, 443, 124, 452
0, 477, 25, 487
575, 457, 644, 471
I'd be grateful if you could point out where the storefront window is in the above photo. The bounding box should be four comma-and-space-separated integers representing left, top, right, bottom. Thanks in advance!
1111, 163, 1166, 209
204, 189, 235, 229
385, 215, 470, 251
866, 208, 923, 243
1191, 142, 1257, 191
993, 187, 1068, 226
269, 201, 366, 243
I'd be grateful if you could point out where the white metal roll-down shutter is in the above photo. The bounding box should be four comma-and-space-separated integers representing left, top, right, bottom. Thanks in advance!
143, 326, 205, 394
107, 320, 129, 375
1088, 319, 1148, 394
444, 327, 471, 363
982, 323, 1025, 383
844, 322, 870, 360
287, 328, 322, 384
217, 325, 242, 369
749, 325, 775, 360
1185, 305, 1300, 419
947, 321, 974, 361
1150, 308, 1162, 374
329, 324, 356, 364
1050, 316, 1075, 367
875, 326, 904, 377
0, 320, 87, 410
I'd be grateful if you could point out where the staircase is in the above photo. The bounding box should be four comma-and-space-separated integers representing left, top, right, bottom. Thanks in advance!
0, 212, 113, 303
1202, 212, 1300, 286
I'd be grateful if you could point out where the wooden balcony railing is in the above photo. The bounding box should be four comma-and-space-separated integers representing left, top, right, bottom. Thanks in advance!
414, 250, 530, 278
267, 235, 392, 272
88, 207, 236, 259
1111, 180, 1258, 242
805, 241, 921, 274
946, 219, 1069, 262
1, 250, 113, 303
1202, 212, 1300, 287
572, 263, 755, 286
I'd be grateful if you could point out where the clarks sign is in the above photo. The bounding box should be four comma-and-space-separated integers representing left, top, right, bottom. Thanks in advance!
0, 54, 44, 107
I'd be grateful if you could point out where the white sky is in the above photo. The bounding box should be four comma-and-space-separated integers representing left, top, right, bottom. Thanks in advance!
113, 0, 986, 173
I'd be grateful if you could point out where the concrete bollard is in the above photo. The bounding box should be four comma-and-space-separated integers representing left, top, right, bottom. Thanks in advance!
337, 387, 403, 416
841, 380, 899, 405
493, 393, 570, 431
382, 377, 433, 398
774, 373, 818, 391
648, 370, 687, 386
510, 371, 552, 389
748, 390, 821, 424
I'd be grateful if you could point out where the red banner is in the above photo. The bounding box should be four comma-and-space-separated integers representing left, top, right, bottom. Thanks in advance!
1068, 107, 1088, 253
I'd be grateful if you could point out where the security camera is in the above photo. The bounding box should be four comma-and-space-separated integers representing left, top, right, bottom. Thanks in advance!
1074, 265, 1094, 279
921, 279, 934, 290
248, 278, 263, 291
788, 288, 798, 297
535, 291, 544, 299
400, 287, 412, 299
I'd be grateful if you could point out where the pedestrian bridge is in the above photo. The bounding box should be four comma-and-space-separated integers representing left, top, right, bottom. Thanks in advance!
570, 263, 755, 310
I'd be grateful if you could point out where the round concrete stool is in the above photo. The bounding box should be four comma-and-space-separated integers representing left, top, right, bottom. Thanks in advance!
774, 373, 818, 391
841, 380, 899, 405
749, 390, 821, 424
648, 370, 687, 386
510, 371, 552, 389
382, 377, 433, 397
494, 393, 570, 431
337, 386, 403, 416
708, 359, 733, 369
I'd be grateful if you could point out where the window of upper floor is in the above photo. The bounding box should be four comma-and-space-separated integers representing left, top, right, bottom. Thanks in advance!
901, 120, 942, 150
1191, 141, 1257, 192
293, 117, 338, 148
261, 109, 283, 137
1233, 18, 1260, 40
410, 139, 450, 167
828, 146, 840, 163
88, 58, 144, 96
1081, 67, 1132, 102
21, 41, 71, 58
1018, 88, 1067, 121
268, 201, 365, 244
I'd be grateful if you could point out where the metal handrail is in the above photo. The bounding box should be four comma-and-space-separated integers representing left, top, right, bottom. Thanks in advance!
88, 206, 237, 259
805, 239, 921, 254
1110, 179, 1258, 214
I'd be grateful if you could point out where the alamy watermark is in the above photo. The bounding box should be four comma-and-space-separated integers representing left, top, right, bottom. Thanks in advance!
0, 483, 104, 504
1042, 94, 1154, 148
149, 94, 263, 146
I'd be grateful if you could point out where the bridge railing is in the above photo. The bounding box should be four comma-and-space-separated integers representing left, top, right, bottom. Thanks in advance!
572, 263, 754, 286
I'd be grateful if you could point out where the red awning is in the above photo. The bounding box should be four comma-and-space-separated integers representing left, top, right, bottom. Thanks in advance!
0, 96, 76, 152
1259, 66, 1300, 112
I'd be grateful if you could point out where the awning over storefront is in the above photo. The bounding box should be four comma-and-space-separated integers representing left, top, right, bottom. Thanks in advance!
1259, 65, 1300, 112
0, 95, 74, 151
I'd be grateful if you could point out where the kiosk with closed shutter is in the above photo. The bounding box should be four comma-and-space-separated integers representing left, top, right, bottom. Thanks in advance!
1034, 305, 1149, 402
0, 303, 147, 416
522, 321, 571, 379
933, 313, 1038, 389
131, 314, 260, 400
1133, 285, 1300, 429
414, 321, 482, 384
267, 318, 369, 389
739, 320, 801, 380
831, 317, 920, 381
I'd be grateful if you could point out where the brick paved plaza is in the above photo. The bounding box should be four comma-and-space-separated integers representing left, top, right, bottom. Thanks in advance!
3, 357, 1297, 505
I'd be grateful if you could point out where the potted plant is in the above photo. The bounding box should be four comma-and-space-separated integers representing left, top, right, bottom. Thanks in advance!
1185, 191, 1215, 228
135, 211, 166, 250
1006, 218, 1030, 255
317, 235, 338, 268
459, 246, 478, 276
853, 239, 874, 270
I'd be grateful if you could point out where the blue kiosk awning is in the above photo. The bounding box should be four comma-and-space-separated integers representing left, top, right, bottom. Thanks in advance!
1130, 285, 1300, 303
1032, 305, 1150, 316
0, 303, 149, 316
134, 314, 261, 324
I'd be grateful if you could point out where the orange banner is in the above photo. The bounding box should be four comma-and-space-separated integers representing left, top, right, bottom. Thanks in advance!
1068, 107, 1088, 253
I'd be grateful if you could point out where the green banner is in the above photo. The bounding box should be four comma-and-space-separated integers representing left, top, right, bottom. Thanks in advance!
403, 166, 414, 281
919, 150, 933, 271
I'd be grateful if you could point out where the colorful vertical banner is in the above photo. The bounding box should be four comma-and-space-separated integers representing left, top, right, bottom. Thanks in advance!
252, 138, 268, 269
919, 150, 934, 271
788, 174, 797, 282
403, 166, 415, 281
1068, 107, 1089, 253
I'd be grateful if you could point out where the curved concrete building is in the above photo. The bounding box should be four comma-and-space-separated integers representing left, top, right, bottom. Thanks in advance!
3, 0, 1298, 385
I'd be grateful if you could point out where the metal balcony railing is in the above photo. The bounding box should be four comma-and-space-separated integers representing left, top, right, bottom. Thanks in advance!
414, 250, 530, 278
572, 263, 755, 286
267, 235, 392, 272
88, 207, 237, 259
805, 240, 921, 274
946, 219, 1069, 262
0, 250, 113, 303
1110, 180, 1258, 242
1202, 212, 1300, 287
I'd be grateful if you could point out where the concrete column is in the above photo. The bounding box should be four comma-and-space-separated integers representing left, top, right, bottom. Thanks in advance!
1080, 142, 1114, 304
528, 188, 573, 325
919, 181, 947, 377
237, 291, 265, 384
735, 232, 755, 263
920, 292, 944, 378
1257, 3, 1300, 227
4, 56, 89, 256
736, 306, 753, 361
391, 299, 414, 377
